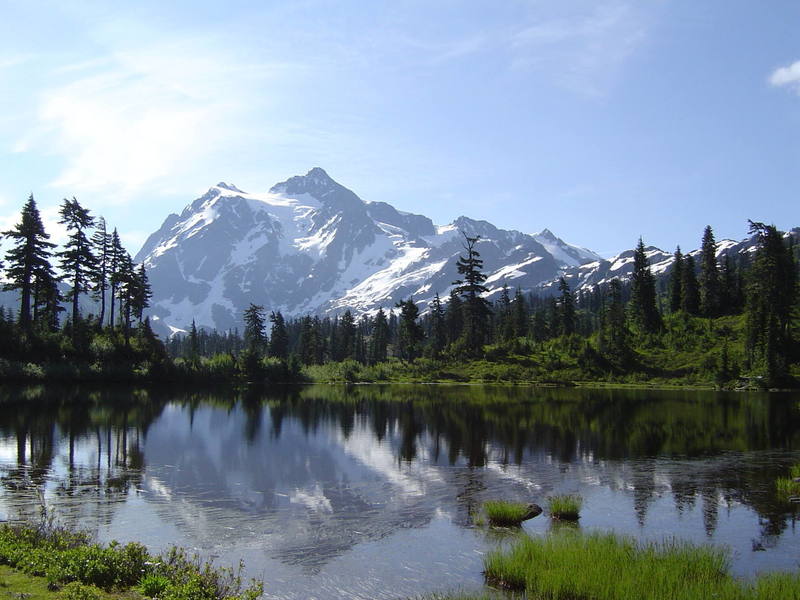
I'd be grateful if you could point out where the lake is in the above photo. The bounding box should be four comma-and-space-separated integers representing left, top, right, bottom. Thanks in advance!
1, 384, 799, 599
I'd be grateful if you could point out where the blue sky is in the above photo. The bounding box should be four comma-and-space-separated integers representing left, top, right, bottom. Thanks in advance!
0, 0, 798, 257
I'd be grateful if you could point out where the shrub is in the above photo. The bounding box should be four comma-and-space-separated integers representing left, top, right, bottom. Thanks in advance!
59, 582, 103, 600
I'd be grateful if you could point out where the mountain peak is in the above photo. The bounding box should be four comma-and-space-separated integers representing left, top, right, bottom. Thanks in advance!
215, 182, 245, 193
536, 228, 557, 240
269, 167, 341, 197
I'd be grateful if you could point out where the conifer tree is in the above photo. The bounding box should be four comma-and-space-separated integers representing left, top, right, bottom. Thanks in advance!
428, 294, 447, 356
452, 232, 491, 351
107, 229, 124, 329
680, 255, 700, 315
557, 277, 576, 336
629, 238, 662, 333
395, 297, 424, 361
3, 195, 57, 329
130, 264, 152, 324
268, 311, 289, 360
745, 221, 797, 383
243, 303, 267, 352
369, 307, 390, 363
512, 288, 528, 338
90, 217, 110, 327
114, 250, 136, 336
57, 197, 96, 326
445, 290, 463, 344
188, 319, 200, 363
699, 225, 721, 317
339, 310, 357, 360
598, 278, 630, 361
669, 247, 684, 313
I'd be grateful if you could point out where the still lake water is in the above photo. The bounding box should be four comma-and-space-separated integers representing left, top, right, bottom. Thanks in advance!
1, 384, 799, 599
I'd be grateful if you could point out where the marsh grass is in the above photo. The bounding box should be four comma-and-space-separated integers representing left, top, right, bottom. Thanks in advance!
481, 531, 800, 600
776, 463, 800, 500
547, 495, 582, 520
482, 501, 532, 527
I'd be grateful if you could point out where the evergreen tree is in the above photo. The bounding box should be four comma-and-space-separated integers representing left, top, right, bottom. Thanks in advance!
339, 310, 357, 360
629, 238, 662, 333
90, 217, 110, 327
114, 251, 136, 336
745, 221, 797, 383
107, 229, 124, 329
57, 197, 96, 326
512, 287, 528, 338
669, 246, 684, 313
445, 290, 463, 345
557, 277, 576, 336
598, 279, 630, 362
395, 297, 424, 361
498, 284, 515, 342
243, 303, 267, 352
3, 195, 57, 329
428, 294, 447, 356
188, 320, 200, 364
680, 254, 700, 315
369, 308, 390, 363
130, 264, 152, 324
452, 232, 491, 351
699, 225, 721, 317
268, 311, 289, 360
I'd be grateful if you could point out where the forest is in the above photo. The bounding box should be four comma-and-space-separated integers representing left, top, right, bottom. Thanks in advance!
0, 193, 797, 388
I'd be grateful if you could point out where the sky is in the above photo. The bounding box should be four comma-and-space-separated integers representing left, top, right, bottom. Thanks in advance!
0, 0, 798, 258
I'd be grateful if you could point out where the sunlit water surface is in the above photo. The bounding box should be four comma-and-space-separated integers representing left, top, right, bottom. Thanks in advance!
1, 385, 799, 599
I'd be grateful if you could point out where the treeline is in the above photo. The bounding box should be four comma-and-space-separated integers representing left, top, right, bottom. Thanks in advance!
170, 224, 798, 387
0, 194, 165, 378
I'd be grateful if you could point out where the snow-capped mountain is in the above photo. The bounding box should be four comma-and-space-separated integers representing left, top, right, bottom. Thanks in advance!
136, 168, 597, 334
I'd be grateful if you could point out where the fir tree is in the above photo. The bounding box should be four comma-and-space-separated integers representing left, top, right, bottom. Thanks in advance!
3, 195, 57, 329
557, 277, 576, 336
130, 264, 152, 324
445, 290, 463, 344
57, 197, 96, 326
699, 225, 721, 317
680, 255, 700, 315
669, 246, 684, 313
428, 294, 447, 356
268, 311, 289, 360
629, 238, 662, 333
90, 217, 110, 328
395, 297, 424, 361
107, 229, 124, 329
512, 287, 528, 338
339, 310, 357, 361
369, 308, 390, 363
452, 232, 491, 351
243, 304, 267, 352
745, 221, 797, 383
598, 279, 630, 362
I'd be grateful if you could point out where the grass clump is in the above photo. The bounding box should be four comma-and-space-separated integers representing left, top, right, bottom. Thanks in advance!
547, 495, 582, 520
481, 501, 538, 527
482, 531, 800, 599
776, 463, 800, 500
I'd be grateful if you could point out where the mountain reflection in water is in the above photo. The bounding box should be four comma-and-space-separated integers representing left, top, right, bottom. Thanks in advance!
1, 384, 799, 598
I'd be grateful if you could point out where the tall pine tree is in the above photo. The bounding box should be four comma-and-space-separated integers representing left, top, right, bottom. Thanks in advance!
629, 238, 662, 334
57, 197, 96, 326
699, 225, 721, 317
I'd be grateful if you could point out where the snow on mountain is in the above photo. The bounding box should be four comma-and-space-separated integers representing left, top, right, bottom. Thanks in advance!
532, 228, 602, 267
136, 168, 567, 334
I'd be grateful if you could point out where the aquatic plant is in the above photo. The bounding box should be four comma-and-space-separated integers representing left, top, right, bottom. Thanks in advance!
547, 495, 582, 520
481, 500, 539, 527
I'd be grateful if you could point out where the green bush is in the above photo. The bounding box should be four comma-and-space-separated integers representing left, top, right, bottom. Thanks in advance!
59, 582, 103, 600
139, 573, 171, 598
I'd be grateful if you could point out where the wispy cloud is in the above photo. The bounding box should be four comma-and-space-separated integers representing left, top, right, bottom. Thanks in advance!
508, 2, 649, 96
15, 37, 299, 202
769, 60, 800, 95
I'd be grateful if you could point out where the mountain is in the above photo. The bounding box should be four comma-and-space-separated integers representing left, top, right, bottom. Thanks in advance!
136, 168, 600, 334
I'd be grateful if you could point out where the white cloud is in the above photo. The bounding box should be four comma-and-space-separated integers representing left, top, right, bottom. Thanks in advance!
16, 37, 295, 203
769, 60, 800, 95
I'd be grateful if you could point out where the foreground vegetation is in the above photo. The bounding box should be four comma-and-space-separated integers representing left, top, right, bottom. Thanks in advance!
443, 531, 800, 600
0, 520, 262, 600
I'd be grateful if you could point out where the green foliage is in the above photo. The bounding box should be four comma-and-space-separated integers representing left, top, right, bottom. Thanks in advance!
481, 501, 533, 527
547, 495, 582, 520
138, 574, 170, 598
58, 582, 102, 600
481, 531, 800, 600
